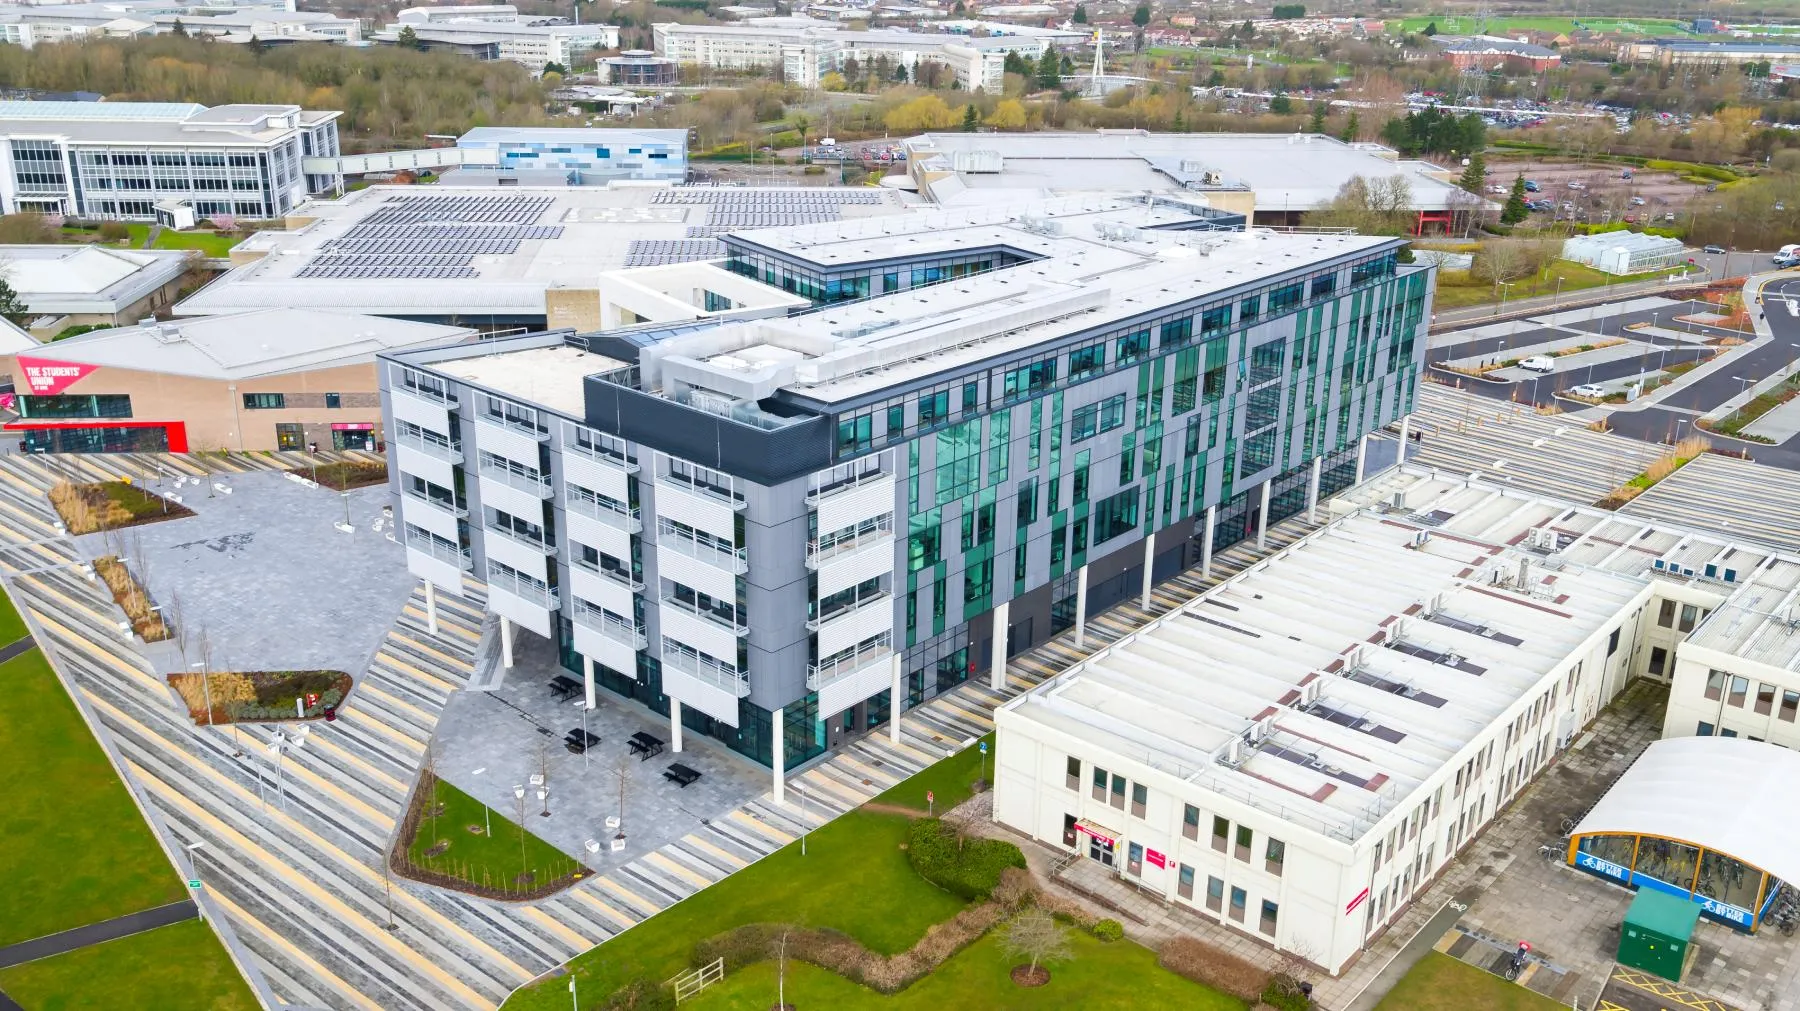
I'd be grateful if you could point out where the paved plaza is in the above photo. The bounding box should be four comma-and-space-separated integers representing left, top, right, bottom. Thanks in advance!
68, 468, 415, 678
433, 630, 770, 868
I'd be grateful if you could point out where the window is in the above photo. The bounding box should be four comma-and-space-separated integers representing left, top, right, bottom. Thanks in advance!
1698, 721, 1715, 736
1607, 628, 1621, 656
1017, 478, 1037, 525
1235, 824, 1253, 862
1200, 306, 1231, 333
1649, 647, 1669, 677
275, 422, 305, 450
1110, 773, 1126, 810
1071, 403, 1100, 442
1091, 487, 1140, 546
1679, 604, 1699, 633
1131, 782, 1147, 819
1068, 342, 1106, 380
17, 394, 132, 419
1183, 804, 1200, 840
1066, 756, 1081, 790
917, 390, 950, 428
1310, 273, 1337, 299
1782, 691, 1799, 723
1212, 816, 1228, 853
1703, 668, 1725, 700
323, 392, 341, 409
1728, 676, 1748, 708
836, 413, 873, 454
1229, 886, 1247, 922
1658, 600, 1676, 628
1002, 359, 1057, 402
1206, 875, 1224, 913
1239, 294, 1261, 323
1268, 282, 1303, 315
1116, 330, 1150, 365
1091, 765, 1107, 801
1265, 838, 1285, 877
1756, 683, 1776, 715
1178, 864, 1196, 900
1098, 394, 1126, 432
1259, 899, 1279, 936
242, 392, 285, 410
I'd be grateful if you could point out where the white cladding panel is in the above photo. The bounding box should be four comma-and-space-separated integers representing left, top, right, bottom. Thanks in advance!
474, 417, 543, 468
400, 494, 461, 543
478, 473, 547, 520
482, 529, 552, 574
816, 537, 897, 598
564, 452, 631, 501
653, 480, 735, 541
658, 603, 740, 666
816, 598, 895, 659
661, 665, 741, 726
818, 653, 895, 720
390, 389, 450, 433
487, 583, 553, 637
570, 565, 636, 616
395, 443, 454, 488
406, 546, 465, 596
573, 621, 640, 675
655, 544, 738, 601
566, 509, 633, 560
815, 475, 896, 536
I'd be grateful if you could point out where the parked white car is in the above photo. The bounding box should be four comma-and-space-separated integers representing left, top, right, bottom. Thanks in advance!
1519, 356, 1557, 373
1568, 383, 1607, 398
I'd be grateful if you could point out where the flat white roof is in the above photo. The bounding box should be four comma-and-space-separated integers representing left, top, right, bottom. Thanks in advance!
436, 344, 622, 417
1573, 737, 1800, 882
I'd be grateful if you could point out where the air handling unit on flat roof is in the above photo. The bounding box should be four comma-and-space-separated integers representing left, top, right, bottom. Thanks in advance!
949, 149, 1004, 174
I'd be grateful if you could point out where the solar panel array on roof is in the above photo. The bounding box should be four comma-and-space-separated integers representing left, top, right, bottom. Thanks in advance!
623, 239, 726, 267
295, 194, 564, 279
653, 188, 885, 230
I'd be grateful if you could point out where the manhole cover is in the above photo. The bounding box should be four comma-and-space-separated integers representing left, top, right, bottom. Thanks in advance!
862, 779, 873, 786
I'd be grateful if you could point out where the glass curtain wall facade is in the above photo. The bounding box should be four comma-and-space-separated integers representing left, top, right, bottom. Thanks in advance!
1573, 832, 1776, 932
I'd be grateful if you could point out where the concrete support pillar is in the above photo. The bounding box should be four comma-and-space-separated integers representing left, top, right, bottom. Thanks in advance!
670, 699, 684, 754
1307, 457, 1323, 525
1256, 480, 1272, 550
582, 655, 595, 710
499, 615, 513, 669
1399, 415, 1412, 463
888, 655, 903, 746
1354, 432, 1370, 485
1074, 564, 1090, 650
1202, 505, 1217, 581
424, 580, 438, 637
1139, 534, 1155, 610
990, 599, 1009, 691
772, 705, 785, 805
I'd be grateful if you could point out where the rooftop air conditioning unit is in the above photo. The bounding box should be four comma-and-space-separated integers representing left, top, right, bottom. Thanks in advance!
1301, 678, 1324, 705
1390, 490, 1408, 511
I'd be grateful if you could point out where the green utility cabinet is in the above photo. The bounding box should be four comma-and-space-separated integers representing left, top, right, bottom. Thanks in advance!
1618, 888, 1700, 982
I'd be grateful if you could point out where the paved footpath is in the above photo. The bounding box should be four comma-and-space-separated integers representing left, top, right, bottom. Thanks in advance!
0, 901, 197, 969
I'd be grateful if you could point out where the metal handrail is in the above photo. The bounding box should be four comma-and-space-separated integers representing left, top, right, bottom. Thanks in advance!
488, 568, 558, 608
661, 594, 749, 636
805, 590, 890, 632
567, 494, 642, 533
485, 523, 556, 555
657, 523, 748, 574
478, 459, 551, 497
807, 639, 893, 690
405, 531, 471, 569
661, 646, 750, 697
394, 428, 463, 462
806, 518, 894, 569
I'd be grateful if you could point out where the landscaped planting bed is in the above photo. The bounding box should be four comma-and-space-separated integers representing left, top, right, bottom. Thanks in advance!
93, 555, 171, 642
167, 669, 350, 724
49, 480, 192, 534
294, 459, 389, 491
395, 772, 589, 900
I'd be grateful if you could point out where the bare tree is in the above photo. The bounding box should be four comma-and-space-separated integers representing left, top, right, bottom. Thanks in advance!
1305, 174, 1417, 235
611, 752, 633, 845
1001, 909, 1072, 982
1477, 239, 1554, 296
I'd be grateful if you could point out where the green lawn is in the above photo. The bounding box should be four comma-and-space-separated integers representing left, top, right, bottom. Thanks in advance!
0, 647, 185, 947
407, 777, 586, 895
151, 229, 241, 257
1374, 952, 1567, 1011
0, 918, 258, 1011
0, 581, 28, 645
1432, 260, 1689, 310
685, 930, 1244, 1011
502, 737, 997, 1009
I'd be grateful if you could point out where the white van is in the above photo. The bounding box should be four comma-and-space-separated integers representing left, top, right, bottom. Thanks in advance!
1519, 356, 1556, 373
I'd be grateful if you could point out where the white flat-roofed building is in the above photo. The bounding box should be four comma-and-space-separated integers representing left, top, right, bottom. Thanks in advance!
652, 22, 1046, 90
0, 4, 359, 46
372, 17, 619, 71
395, 4, 522, 24
1664, 554, 1800, 749
995, 505, 1650, 973
0, 100, 341, 219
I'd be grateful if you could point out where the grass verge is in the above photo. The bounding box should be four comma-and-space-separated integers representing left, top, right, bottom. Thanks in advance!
501, 736, 996, 1009
398, 776, 589, 899
0, 918, 258, 1011
0, 647, 184, 946
0, 580, 28, 645
1373, 952, 1567, 1011
49, 480, 194, 534
683, 929, 1243, 1010
150, 229, 241, 257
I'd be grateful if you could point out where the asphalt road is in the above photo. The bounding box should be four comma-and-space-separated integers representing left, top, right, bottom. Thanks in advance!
0, 900, 197, 969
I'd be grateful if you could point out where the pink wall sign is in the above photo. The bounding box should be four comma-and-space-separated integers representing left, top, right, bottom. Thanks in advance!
16, 356, 98, 396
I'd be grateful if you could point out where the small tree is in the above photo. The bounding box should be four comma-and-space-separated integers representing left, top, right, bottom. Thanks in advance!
1034, 48, 1061, 91
1309, 102, 1327, 134
1002, 909, 1072, 984
170, 17, 186, 36
1131, 3, 1151, 27
961, 102, 978, 132
1457, 152, 1486, 194
1502, 173, 1530, 225
0, 277, 27, 325
1422, 21, 1438, 35
1341, 111, 1360, 143
1073, 3, 1088, 22
396, 25, 420, 49
1270, 92, 1293, 116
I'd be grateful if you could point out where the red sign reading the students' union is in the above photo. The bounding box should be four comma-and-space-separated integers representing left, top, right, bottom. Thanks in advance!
16, 356, 97, 396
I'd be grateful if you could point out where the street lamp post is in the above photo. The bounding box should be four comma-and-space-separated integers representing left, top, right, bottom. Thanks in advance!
1553, 275, 1564, 308
513, 785, 527, 878
186, 840, 206, 920
190, 660, 212, 727
472, 767, 491, 838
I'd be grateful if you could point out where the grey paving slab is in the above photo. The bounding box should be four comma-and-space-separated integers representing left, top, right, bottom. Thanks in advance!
69, 470, 415, 678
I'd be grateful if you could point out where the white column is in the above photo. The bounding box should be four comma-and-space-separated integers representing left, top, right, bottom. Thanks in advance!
1307, 457, 1322, 524
1139, 534, 1155, 610
1354, 432, 1370, 484
888, 655, 903, 745
772, 705, 785, 804
582, 655, 595, 710
1201, 504, 1217, 580
499, 614, 513, 669
1256, 480, 1272, 550
990, 600, 1009, 691
1399, 415, 1412, 462
1073, 564, 1090, 650
670, 699, 683, 753
424, 580, 438, 637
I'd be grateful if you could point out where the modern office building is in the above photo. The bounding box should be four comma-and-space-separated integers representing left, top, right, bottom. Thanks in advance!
0, 100, 342, 220
0, 1, 335, 48
454, 127, 688, 185
377, 197, 1431, 785
373, 16, 620, 72
599, 50, 682, 87
994, 461, 1800, 971
651, 22, 1047, 91
2, 309, 475, 453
